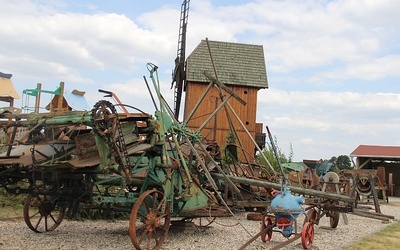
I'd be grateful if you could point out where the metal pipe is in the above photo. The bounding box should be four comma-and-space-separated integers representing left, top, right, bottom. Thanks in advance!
143, 76, 158, 111
211, 172, 356, 203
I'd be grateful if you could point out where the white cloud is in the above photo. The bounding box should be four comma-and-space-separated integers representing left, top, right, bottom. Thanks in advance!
0, 1, 178, 86
192, 0, 400, 85
341, 55, 400, 80
257, 89, 400, 160
1, 0, 399, 161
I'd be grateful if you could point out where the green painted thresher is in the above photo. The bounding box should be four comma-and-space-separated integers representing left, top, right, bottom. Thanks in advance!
0, 63, 234, 249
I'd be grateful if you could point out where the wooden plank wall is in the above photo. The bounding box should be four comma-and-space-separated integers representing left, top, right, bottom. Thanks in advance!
366, 161, 400, 197
184, 82, 259, 159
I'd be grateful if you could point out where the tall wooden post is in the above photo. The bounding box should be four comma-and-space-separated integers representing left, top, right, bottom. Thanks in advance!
34, 83, 42, 113
57, 82, 65, 113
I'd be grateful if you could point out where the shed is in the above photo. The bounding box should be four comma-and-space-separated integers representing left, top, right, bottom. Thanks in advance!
184, 40, 268, 159
350, 145, 400, 197
46, 89, 90, 112
23, 82, 89, 113
0, 72, 20, 107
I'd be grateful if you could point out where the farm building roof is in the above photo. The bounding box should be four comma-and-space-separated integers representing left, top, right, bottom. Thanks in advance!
186, 40, 268, 89
0, 72, 20, 99
350, 145, 400, 159
46, 89, 90, 111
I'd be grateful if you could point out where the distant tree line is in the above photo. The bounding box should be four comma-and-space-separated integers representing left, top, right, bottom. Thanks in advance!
257, 138, 352, 173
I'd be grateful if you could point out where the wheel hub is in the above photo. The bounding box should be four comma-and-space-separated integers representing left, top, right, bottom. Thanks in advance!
38, 200, 52, 216
145, 210, 161, 232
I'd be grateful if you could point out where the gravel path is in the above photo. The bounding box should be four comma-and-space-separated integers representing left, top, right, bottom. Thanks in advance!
0, 203, 399, 250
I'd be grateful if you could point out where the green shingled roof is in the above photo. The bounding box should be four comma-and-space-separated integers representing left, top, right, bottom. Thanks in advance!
186, 40, 268, 88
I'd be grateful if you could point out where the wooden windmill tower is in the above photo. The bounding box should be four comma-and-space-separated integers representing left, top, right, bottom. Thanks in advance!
170, 1, 268, 161
184, 40, 268, 161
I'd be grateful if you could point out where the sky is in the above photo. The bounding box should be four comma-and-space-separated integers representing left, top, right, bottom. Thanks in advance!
1, 0, 399, 162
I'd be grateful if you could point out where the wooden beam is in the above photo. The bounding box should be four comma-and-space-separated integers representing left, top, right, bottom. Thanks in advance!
211, 172, 356, 203
203, 71, 246, 106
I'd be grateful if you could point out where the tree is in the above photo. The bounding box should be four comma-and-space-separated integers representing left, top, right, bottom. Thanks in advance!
328, 156, 337, 165
257, 136, 292, 173
328, 155, 352, 172
336, 155, 352, 170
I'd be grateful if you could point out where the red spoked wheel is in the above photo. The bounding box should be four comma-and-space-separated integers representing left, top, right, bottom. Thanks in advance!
260, 216, 273, 242
304, 208, 317, 225
129, 190, 171, 250
301, 222, 314, 249
23, 193, 65, 233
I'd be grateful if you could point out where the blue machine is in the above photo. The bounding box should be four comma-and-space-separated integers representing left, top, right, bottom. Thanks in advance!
263, 127, 314, 249
269, 188, 305, 236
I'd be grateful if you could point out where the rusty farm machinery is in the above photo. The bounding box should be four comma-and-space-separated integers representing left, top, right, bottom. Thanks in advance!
0, 62, 395, 250
0, 63, 282, 249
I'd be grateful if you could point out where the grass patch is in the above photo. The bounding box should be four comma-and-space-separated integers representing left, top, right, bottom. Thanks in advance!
345, 201, 400, 250
0, 189, 129, 221
344, 220, 400, 250
0, 205, 23, 220
0, 190, 25, 219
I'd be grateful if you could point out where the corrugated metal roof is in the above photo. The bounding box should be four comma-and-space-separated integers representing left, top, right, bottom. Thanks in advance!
350, 145, 400, 158
186, 40, 268, 88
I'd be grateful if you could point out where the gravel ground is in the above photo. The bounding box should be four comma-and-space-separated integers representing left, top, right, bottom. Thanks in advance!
0, 203, 399, 250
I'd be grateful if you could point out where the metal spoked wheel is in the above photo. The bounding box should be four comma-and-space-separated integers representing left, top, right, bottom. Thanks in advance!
129, 190, 171, 250
301, 221, 314, 249
189, 216, 216, 228
190, 190, 218, 227
23, 193, 66, 233
329, 210, 340, 228
260, 216, 273, 242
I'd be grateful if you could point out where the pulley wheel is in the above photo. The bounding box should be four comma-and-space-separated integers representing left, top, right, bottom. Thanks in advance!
323, 172, 340, 183
91, 100, 118, 137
